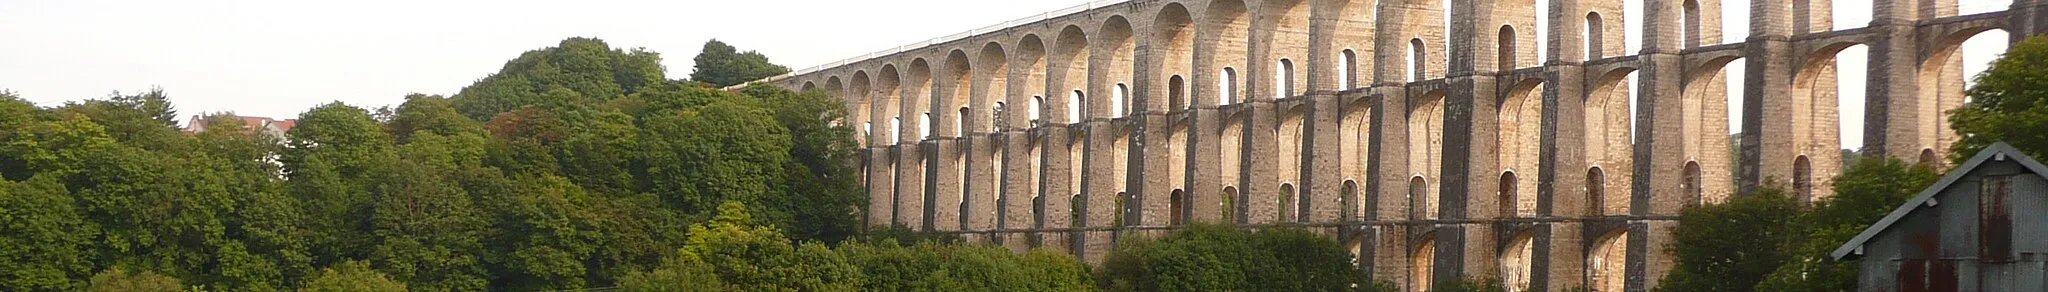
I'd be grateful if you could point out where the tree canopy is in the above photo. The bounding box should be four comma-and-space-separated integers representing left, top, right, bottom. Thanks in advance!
0, 37, 866, 291
689, 39, 791, 87
1950, 35, 2048, 162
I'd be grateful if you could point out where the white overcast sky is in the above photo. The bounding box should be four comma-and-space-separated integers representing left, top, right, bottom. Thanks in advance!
0, 0, 2017, 149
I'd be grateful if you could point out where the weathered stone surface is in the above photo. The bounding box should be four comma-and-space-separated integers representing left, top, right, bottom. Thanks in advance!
766, 0, 2033, 290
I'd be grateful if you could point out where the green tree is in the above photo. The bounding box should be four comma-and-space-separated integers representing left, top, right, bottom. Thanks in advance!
386, 94, 485, 143
85, 266, 183, 292
450, 38, 665, 120
366, 145, 491, 291
1657, 185, 1799, 292
284, 103, 399, 268
1757, 158, 1938, 291
299, 261, 406, 292
747, 84, 865, 243
0, 91, 47, 180
638, 101, 794, 226
1950, 35, 2048, 162
1098, 224, 1376, 291
0, 177, 97, 291
689, 39, 790, 87
53, 89, 181, 151
628, 202, 863, 291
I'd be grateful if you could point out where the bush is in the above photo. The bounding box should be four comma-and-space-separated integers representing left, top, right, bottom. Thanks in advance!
1097, 224, 1380, 291
298, 261, 407, 292
85, 266, 183, 292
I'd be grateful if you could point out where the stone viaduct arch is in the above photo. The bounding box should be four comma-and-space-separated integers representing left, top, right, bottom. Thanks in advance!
749, 0, 2040, 290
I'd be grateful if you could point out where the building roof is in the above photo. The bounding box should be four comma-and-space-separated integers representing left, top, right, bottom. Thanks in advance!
1830, 143, 2048, 260
183, 114, 298, 136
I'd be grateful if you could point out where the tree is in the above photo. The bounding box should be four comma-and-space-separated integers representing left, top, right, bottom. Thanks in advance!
1098, 224, 1379, 291
747, 84, 865, 243
450, 37, 666, 120
53, 89, 181, 151
1757, 158, 1938, 291
1657, 184, 1799, 292
627, 202, 863, 291
0, 177, 97, 291
0, 91, 47, 180
638, 101, 794, 226
298, 261, 406, 292
85, 266, 183, 292
366, 144, 491, 291
284, 103, 399, 268
385, 94, 485, 143
1950, 35, 2048, 162
689, 39, 790, 87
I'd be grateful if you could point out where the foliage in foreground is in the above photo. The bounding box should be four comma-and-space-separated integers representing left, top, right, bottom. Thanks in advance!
1097, 224, 1386, 291
1658, 158, 1939, 292
619, 202, 1092, 291
1949, 35, 2048, 163
0, 38, 863, 291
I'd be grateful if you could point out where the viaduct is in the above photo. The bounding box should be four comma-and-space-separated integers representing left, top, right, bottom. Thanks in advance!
749, 0, 2040, 290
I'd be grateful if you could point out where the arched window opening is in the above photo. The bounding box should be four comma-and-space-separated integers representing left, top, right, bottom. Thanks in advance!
957, 107, 969, 136
1919, 149, 1939, 166
1220, 67, 1238, 105
1499, 25, 1518, 72
1586, 12, 1605, 60
1342, 180, 1359, 221
1683, 0, 1701, 48
1500, 171, 1519, 218
1409, 176, 1428, 220
1411, 239, 1437, 292
1502, 234, 1536, 292
1589, 231, 1630, 292
1030, 96, 1044, 125
992, 102, 1007, 131
1069, 90, 1085, 123
1408, 39, 1426, 82
1276, 58, 1296, 99
1223, 186, 1241, 223
1794, 156, 1813, 205
1030, 193, 1047, 246
1684, 161, 1704, 207
1170, 189, 1187, 225
1340, 49, 1358, 90
1280, 183, 1298, 222
1169, 75, 1188, 110
1587, 167, 1605, 216
863, 121, 873, 140
1113, 83, 1130, 118
1073, 193, 1089, 227
890, 117, 903, 144
920, 113, 932, 139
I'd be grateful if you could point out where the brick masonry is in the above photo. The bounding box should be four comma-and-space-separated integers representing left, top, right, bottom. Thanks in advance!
772, 0, 2041, 291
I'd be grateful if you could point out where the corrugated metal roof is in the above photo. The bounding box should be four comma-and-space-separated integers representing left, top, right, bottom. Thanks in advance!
1830, 142, 2048, 260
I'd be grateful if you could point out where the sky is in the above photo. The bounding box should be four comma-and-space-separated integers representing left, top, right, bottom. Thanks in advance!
0, 0, 2018, 150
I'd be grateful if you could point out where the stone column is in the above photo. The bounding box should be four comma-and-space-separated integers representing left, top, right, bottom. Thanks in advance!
1864, 0, 1926, 159
1367, 0, 1417, 284
1305, 0, 1348, 228
1080, 120, 1117, 263
1740, 0, 1796, 195
1538, 0, 1590, 288
1629, 0, 1688, 288
896, 81, 929, 229
1039, 127, 1076, 253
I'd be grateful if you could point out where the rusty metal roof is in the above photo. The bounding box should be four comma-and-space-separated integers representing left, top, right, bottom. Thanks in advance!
1830, 142, 2048, 260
